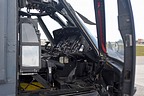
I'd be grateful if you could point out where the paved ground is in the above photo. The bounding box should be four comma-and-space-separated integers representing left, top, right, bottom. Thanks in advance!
134, 56, 144, 96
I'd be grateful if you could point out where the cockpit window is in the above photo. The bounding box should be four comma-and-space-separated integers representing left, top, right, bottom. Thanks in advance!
105, 0, 124, 62
66, 0, 97, 37
66, 0, 98, 49
42, 16, 62, 37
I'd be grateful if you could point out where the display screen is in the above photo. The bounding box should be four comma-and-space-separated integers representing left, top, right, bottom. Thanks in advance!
22, 23, 39, 43
22, 46, 39, 67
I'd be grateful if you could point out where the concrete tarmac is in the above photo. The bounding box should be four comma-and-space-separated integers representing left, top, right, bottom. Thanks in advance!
134, 56, 144, 96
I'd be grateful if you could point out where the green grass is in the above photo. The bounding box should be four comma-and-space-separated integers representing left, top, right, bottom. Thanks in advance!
136, 46, 144, 56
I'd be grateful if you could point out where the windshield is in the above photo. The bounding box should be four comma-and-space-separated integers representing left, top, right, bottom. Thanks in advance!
66, 0, 98, 48
66, 0, 97, 37
105, 0, 124, 62
67, 0, 97, 37
66, 0, 124, 61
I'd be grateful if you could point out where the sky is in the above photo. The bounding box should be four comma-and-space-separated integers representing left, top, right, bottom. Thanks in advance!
131, 0, 144, 40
